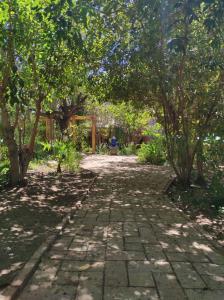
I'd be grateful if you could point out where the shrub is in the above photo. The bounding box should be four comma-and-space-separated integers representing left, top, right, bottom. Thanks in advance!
208, 171, 224, 212
96, 143, 109, 155
118, 143, 137, 155
63, 144, 82, 172
41, 140, 82, 172
137, 140, 166, 165
0, 144, 9, 186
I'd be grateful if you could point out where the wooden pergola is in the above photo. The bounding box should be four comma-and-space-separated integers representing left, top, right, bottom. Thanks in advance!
41, 115, 96, 153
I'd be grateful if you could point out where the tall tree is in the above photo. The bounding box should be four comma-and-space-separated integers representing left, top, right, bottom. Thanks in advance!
0, 0, 98, 185
92, 0, 224, 186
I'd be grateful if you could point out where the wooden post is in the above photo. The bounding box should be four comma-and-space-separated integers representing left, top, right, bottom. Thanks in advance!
45, 118, 50, 141
49, 118, 54, 142
92, 116, 96, 153
45, 117, 54, 142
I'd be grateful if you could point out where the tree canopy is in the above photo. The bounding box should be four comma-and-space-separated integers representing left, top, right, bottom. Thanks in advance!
0, 0, 223, 186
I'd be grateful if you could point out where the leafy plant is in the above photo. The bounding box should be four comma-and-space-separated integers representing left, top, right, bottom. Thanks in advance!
208, 171, 224, 212
118, 143, 137, 155
137, 141, 166, 165
41, 141, 81, 172
0, 144, 9, 186
96, 143, 109, 155
63, 144, 82, 172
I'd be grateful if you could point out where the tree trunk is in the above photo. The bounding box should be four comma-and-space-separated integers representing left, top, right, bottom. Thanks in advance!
1, 106, 22, 185
57, 161, 62, 173
1, 96, 43, 186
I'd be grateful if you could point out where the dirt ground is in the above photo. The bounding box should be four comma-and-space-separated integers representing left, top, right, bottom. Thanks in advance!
168, 182, 224, 247
0, 164, 96, 289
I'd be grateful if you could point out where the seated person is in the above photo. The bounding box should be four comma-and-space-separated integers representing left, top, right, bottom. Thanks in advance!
110, 136, 118, 154
111, 136, 118, 147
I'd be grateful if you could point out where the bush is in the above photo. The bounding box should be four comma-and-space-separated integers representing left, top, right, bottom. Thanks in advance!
118, 143, 137, 155
0, 144, 9, 186
208, 171, 224, 212
137, 140, 166, 165
41, 140, 82, 172
204, 135, 224, 169
63, 144, 82, 172
96, 143, 109, 155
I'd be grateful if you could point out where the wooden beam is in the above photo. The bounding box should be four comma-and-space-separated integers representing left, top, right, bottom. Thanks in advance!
92, 116, 96, 153
70, 115, 93, 121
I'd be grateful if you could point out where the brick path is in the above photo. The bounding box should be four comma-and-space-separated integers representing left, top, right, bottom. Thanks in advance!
17, 156, 224, 299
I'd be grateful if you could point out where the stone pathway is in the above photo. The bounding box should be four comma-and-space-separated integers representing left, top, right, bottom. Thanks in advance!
17, 156, 224, 299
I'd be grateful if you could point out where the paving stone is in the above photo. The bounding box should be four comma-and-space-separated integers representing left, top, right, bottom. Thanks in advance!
86, 243, 106, 261
63, 227, 78, 236
159, 241, 184, 253
128, 260, 172, 274
79, 271, 103, 286
107, 238, 124, 250
153, 273, 187, 300
69, 237, 89, 244
202, 274, 224, 289
172, 262, 206, 288
145, 247, 167, 261
193, 262, 224, 276
60, 261, 104, 272
48, 250, 87, 261
19, 282, 76, 300
68, 242, 88, 252
177, 241, 215, 254
38, 258, 61, 272
185, 289, 224, 300
106, 249, 130, 261
125, 243, 144, 252
123, 231, 139, 237
106, 249, 146, 261
104, 287, 159, 300
54, 271, 79, 285
128, 262, 155, 287
125, 236, 155, 244
32, 267, 57, 282
206, 251, 224, 265
97, 213, 110, 222
125, 237, 142, 244
75, 285, 103, 300
165, 252, 209, 263
144, 245, 163, 252
51, 237, 73, 251
139, 227, 157, 240
105, 261, 128, 287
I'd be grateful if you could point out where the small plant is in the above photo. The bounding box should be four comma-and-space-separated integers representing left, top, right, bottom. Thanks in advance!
63, 144, 82, 172
118, 143, 137, 155
137, 140, 166, 165
96, 143, 109, 155
0, 144, 9, 185
41, 140, 81, 172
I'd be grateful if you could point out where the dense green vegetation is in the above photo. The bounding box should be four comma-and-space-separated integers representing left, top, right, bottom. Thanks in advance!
0, 0, 224, 190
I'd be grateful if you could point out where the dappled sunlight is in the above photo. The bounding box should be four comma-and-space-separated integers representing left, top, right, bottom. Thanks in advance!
0, 169, 95, 288
164, 228, 181, 236
5, 154, 223, 299
76, 287, 95, 300
192, 242, 214, 253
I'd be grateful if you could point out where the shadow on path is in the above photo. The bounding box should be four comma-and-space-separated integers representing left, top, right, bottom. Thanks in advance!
8, 155, 224, 300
